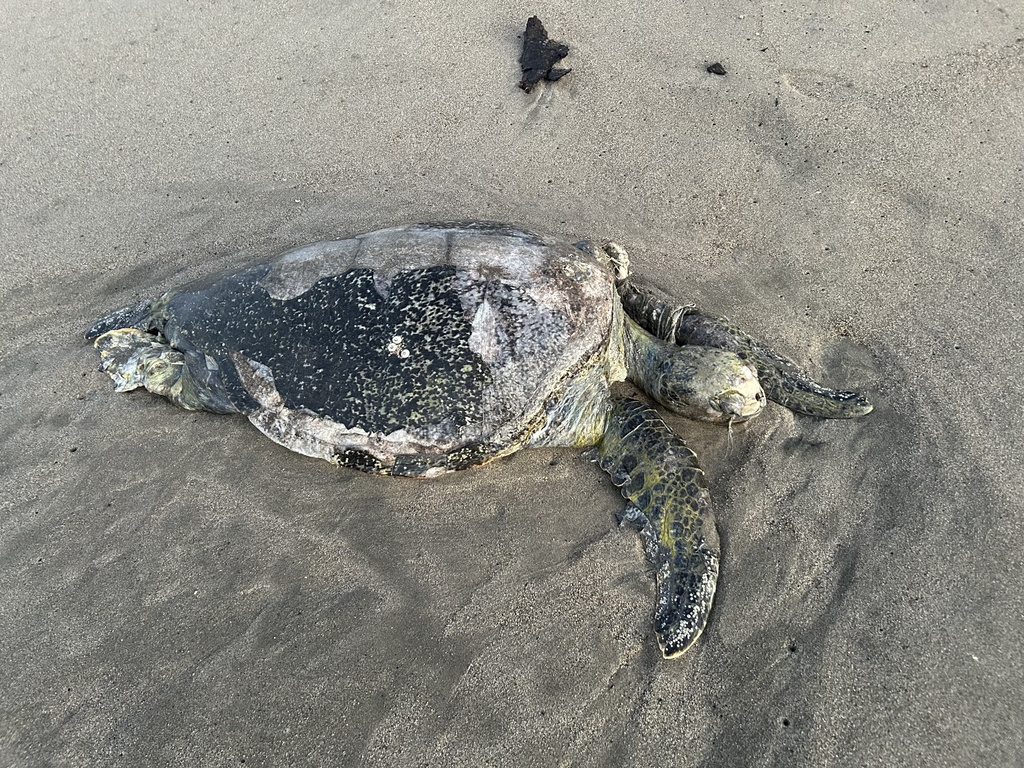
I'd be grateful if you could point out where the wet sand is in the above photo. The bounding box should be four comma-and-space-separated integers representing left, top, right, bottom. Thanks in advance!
2, 2, 1022, 765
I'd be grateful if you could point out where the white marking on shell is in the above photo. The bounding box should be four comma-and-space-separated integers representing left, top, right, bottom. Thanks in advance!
231, 353, 453, 467
468, 298, 500, 364
243, 358, 285, 409
258, 239, 361, 300
372, 273, 392, 299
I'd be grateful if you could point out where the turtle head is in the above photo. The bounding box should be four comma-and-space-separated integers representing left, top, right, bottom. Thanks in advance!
623, 318, 765, 423
655, 345, 765, 423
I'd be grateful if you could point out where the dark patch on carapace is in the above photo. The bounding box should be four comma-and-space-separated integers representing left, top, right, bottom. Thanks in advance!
158, 265, 490, 435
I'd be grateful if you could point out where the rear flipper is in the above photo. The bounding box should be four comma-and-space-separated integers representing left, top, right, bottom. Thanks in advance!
596, 396, 719, 658
93, 328, 237, 414
85, 300, 156, 340
615, 276, 872, 418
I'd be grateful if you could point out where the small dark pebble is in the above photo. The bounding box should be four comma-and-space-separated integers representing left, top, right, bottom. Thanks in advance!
519, 16, 571, 92
707, 62, 727, 76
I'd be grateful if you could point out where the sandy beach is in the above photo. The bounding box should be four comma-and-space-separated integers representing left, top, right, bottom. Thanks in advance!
2, 1, 1022, 765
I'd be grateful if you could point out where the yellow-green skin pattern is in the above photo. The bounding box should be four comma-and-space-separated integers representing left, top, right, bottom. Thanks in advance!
618, 281, 873, 419
597, 396, 719, 657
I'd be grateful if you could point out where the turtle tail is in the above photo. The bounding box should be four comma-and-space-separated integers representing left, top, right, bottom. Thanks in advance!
618, 281, 873, 419
596, 396, 719, 658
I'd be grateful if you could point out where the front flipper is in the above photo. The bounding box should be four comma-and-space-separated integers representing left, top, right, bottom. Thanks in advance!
597, 396, 719, 657
673, 309, 872, 418
617, 280, 872, 418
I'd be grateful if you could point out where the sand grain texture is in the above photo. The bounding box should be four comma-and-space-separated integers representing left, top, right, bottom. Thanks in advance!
1, 1, 1022, 766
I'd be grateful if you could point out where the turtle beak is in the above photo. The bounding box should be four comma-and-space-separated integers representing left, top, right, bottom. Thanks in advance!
709, 384, 765, 422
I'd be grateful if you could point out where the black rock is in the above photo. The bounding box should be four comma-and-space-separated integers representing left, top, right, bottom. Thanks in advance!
519, 16, 571, 92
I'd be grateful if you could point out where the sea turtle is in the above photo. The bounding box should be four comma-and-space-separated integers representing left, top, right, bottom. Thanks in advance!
86, 221, 872, 658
